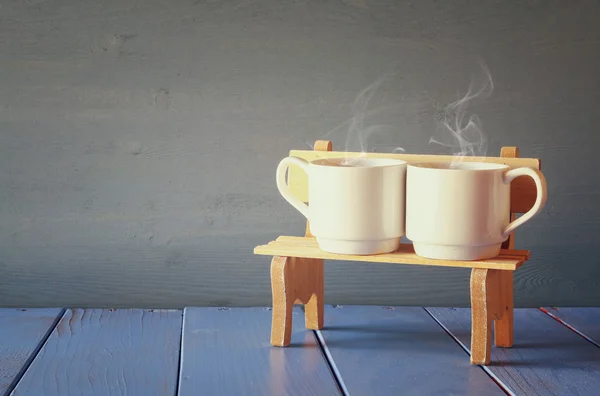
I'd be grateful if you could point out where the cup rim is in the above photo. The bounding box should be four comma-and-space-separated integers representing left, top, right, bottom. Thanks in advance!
408, 161, 509, 171
310, 157, 407, 168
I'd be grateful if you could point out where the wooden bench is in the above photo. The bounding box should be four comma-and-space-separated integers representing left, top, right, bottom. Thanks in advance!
254, 140, 540, 365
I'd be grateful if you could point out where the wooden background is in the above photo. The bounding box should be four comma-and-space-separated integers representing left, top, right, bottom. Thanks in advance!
1, 0, 599, 308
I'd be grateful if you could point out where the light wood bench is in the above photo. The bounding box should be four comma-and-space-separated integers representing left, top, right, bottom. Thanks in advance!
254, 140, 540, 365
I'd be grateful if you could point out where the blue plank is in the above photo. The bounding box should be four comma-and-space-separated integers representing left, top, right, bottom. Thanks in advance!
0, 308, 63, 395
318, 305, 504, 396
542, 307, 600, 346
178, 307, 340, 396
11, 309, 182, 396
427, 307, 600, 395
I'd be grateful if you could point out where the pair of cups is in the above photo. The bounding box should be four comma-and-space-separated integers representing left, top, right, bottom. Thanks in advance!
276, 155, 547, 260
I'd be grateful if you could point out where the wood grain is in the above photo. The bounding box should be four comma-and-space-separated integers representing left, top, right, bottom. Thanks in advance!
1, 240, 596, 310
427, 307, 600, 395
287, 148, 541, 213
178, 307, 340, 396
255, 236, 529, 270
0, 308, 64, 395
1, 0, 599, 308
542, 307, 600, 346
10, 309, 182, 396
318, 305, 505, 395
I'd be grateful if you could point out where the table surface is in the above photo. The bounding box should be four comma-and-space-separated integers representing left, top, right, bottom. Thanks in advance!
1, 305, 599, 396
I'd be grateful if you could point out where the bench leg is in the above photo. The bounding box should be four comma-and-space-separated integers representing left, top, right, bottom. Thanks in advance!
470, 268, 514, 365
270, 256, 324, 347
470, 269, 493, 365
271, 256, 294, 347
301, 258, 325, 331
494, 270, 514, 348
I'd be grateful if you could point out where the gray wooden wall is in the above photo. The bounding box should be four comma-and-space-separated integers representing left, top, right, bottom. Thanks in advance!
2, 0, 599, 308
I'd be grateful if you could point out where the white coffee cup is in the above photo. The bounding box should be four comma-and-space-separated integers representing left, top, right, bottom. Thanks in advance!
276, 156, 407, 255
405, 161, 547, 260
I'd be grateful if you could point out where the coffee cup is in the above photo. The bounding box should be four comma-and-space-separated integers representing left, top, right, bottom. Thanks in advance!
405, 161, 547, 260
276, 156, 407, 255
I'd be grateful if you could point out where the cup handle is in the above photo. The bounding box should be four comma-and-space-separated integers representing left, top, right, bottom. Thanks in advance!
276, 156, 310, 220
501, 167, 548, 238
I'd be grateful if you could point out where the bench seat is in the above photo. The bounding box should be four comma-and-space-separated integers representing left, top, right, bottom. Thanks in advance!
254, 236, 529, 271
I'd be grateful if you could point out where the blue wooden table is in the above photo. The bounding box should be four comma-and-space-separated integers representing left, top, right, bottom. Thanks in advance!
1, 306, 599, 395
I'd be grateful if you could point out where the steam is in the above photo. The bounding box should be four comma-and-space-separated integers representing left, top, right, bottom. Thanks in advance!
307, 59, 494, 165
317, 71, 406, 165
344, 72, 397, 155
429, 60, 494, 163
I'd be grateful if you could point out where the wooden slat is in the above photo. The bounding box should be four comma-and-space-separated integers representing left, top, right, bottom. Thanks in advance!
286, 149, 540, 213
254, 236, 528, 270
178, 307, 340, 396
542, 307, 600, 346
11, 309, 182, 396
427, 307, 600, 395
317, 305, 505, 395
0, 308, 64, 395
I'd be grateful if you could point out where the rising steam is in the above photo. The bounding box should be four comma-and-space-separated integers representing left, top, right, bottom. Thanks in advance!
318, 70, 406, 164
429, 60, 494, 162
343, 72, 399, 155
310, 59, 493, 164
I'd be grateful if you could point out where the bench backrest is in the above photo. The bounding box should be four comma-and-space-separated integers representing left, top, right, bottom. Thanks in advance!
286, 140, 541, 249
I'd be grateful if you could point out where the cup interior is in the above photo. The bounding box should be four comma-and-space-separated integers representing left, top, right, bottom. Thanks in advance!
311, 157, 406, 168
